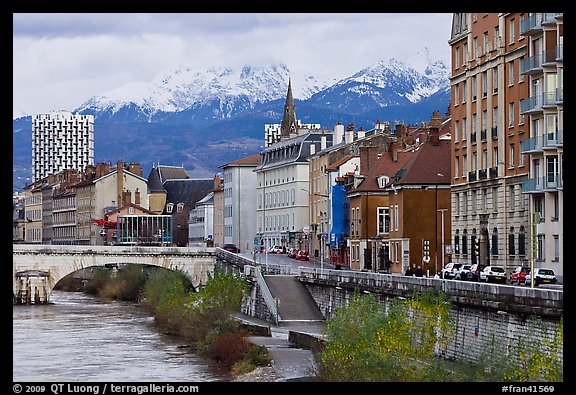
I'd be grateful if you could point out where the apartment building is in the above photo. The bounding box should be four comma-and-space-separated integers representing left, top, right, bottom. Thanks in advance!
518, 13, 563, 280
450, 13, 532, 275
219, 153, 260, 253
32, 111, 94, 183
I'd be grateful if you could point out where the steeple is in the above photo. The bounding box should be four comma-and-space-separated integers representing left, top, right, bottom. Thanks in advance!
280, 78, 298, 139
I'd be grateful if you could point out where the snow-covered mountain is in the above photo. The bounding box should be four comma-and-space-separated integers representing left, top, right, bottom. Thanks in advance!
13, 54, 450, 192
75, 63, 336, 122
73, 56, 448, 123
307, 58, 450, 114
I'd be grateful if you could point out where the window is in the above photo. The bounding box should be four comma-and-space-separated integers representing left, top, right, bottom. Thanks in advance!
454, 84, 460, 105
508, 227, 515, 256
509, 18, 515, 44
454, 120, 460, 141
482, 71, 488, 98
472, 76, 477, 100
508, 61, 515, 86
509, 144, 515, 168
177, 202, 184, 213
166, 203, 174, 213
454, 231, 460, 254
518, 227, 526, 255
455, 46, 460, 69
493, 67, 498, 94
553, 235, 559, 261
462, 231, 468, 255
377, 207, 390, 234
128, 207, 134, 214
491, 228, 499, 256
462, 80, 467, 104
508, 102, 515, 127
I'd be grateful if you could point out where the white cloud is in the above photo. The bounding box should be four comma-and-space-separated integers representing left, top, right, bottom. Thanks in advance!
13, 13, 453, 117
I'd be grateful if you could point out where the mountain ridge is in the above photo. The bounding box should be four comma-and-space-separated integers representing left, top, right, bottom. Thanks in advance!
13, 55, 450, 192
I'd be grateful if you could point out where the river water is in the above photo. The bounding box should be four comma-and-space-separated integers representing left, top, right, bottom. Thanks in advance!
13, 290, 231, 382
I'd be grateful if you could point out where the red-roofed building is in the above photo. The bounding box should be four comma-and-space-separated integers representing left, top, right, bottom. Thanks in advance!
346, 111, 451, 275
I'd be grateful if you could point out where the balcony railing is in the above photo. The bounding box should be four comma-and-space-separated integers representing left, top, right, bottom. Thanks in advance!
520, 133, 562, 153
520, 14, 543, 35
491, 126, 498, 139
520, 95, 543, 114
522, 175, 562, 193
556, 87, 563, 103
468, 170, 477, 182
478, 169, 487, 180
489, 167, 498, 179
520, 55, 542, 75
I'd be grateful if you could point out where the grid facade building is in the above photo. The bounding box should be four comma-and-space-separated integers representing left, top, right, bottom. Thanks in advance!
32, 111, 94, 182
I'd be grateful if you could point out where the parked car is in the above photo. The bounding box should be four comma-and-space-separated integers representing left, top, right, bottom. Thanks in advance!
480, 266, 507, 284
222, 243, 239, 253
287, 248, 298, 259
525, 268, 557, 286
455, 264, 473, 280
510, 266, 531, 285
269, 245, 284, 254
441, 262, 463, 279
296, 250, 310, 261
466, 264, 487, 282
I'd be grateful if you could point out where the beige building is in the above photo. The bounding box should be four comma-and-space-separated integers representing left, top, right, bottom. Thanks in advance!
75, 161, 148, 245
518, 13, 563, 280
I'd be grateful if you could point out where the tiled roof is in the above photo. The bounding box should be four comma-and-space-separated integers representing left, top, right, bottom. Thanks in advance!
220, 153, 261, 168
393, 139, 451, 185
355, 150, 415, 192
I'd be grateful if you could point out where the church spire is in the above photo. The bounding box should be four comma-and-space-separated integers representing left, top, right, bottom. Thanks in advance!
280, 77, 297, 139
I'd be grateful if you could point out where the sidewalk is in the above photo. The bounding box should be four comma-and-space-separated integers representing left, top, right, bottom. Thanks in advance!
233, 312, 326, 381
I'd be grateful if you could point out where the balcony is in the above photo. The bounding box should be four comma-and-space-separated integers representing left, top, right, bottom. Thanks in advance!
522, 175, 562, 193
491, 126, 498, 139
520, 133, 562, 153
556, 87, 563, 104
489, 167, 498, 179
520, 14, 543, 35
520, 55, 542, 75
478, 169, 487, 180
520, 95, 543, 114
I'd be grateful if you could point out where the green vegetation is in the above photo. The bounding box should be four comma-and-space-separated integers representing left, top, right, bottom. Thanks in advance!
318, 289, 563, 382
85, 264, 271, 376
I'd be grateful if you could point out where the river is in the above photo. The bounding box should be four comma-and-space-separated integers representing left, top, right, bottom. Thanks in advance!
13, 290, 231, 382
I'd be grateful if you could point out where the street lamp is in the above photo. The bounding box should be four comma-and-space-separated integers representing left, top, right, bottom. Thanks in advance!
438, 208, 448, 275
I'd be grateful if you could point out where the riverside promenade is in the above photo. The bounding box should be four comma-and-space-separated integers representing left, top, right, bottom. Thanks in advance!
233, 312, 326, 381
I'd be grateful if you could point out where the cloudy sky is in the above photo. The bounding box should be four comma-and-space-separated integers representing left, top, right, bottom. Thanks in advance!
13, 13, 453, 118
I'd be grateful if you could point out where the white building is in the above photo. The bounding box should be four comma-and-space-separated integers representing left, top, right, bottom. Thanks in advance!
219, 154, 259, 253
188, 192, 214, 246
32, 111, 94, 182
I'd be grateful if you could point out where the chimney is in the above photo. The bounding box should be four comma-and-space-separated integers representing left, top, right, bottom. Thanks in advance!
359, 146, 378, 174
429, 111, 442, 145
128, 162, 142, 176
390, 141, 398, 162
345, 123, 355, 144
357, 126, 365, 139
334, 122, 344, 145
321, 131, 327, 150
135, 188, 141, 206
122, 190, 132, 206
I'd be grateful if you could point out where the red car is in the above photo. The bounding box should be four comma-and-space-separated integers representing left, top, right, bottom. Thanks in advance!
296, 250, 310, 261
510, 266, 531, 285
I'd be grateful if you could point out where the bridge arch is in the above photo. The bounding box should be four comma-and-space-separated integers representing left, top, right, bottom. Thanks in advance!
13, 245, 218, 304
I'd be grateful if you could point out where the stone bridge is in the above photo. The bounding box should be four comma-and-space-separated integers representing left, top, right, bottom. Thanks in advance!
13, 244, 224, 304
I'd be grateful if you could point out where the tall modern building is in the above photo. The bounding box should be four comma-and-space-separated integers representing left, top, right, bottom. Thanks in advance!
32, 111, 94, 182
449, 13, 563, 281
